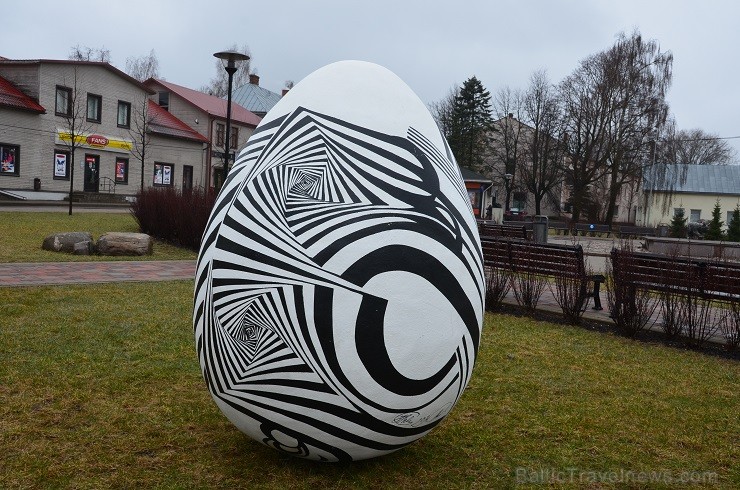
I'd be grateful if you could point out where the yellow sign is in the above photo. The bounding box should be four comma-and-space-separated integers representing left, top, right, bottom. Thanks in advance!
57, 130, 133, 152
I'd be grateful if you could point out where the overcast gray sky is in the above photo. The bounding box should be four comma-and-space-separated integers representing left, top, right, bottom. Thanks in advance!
4, 0, 740, 156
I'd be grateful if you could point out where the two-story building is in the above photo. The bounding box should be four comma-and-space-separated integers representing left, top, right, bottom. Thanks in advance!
0, 58, 256, 200
143, 78, 261, 190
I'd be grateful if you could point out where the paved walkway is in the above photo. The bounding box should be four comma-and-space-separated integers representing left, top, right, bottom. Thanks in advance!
0, 260, 196, 287
0, 257, 727, 346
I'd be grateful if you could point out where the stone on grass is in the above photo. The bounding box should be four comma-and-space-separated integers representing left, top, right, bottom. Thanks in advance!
42, 232, 94, 253
72, 240, 94, 255
97, 232, 153, 256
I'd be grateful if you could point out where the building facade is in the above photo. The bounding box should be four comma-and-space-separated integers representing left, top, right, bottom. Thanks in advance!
0, 58, 248, 199
143, 78, 261, 190
638, 164, 740, 228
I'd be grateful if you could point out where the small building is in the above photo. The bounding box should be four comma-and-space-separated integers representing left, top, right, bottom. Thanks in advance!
638, 164, 740, 228
144, 78, 261, 189
0, 58, 209, 198
460, 166, 494, 219
231, 74, 284, 118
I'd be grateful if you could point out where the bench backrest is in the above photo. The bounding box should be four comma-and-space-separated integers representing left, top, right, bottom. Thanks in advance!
481, 237, 586, 278
575, 223, 611, 233
478, 222, 528, 240
610, 249, 740, 298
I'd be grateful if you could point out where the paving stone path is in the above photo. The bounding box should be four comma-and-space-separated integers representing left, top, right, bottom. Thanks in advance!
0, 260, 196, 287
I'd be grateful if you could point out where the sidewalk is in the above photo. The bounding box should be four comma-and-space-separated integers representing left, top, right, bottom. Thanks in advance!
0, 260, 195, 287
0, 257, 727, 346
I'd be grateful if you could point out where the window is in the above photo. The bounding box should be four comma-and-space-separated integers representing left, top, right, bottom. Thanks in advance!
216, 123, 225, 147
0, 143, 20, 176
86, 93, 102, 123
513, 191, 527, 211
115, 157, 129, 184
153, 162, 174, 187
690, 209, 701, 222
158, 91, 169, 111
53, 150, 70, 180
728, 211, 736, 225
230, 126, 238, 149
117, 101, 131, 128
55, 86, 72, 116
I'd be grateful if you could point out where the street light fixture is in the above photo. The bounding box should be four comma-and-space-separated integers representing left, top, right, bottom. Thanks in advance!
213, 50, 250, 190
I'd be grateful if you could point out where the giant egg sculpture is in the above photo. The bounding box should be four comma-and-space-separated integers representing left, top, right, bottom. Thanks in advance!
194, 61, 484, 462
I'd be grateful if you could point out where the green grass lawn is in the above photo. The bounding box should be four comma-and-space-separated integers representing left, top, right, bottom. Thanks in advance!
1, 281, 738, 489
0, 212, 196, 262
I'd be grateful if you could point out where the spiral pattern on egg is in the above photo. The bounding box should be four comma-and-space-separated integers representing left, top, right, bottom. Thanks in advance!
194, 103, 484, 462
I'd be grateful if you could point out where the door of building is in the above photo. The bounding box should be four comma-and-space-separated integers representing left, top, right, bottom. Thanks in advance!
183, 165, 193, 191
83, 154, 100, 192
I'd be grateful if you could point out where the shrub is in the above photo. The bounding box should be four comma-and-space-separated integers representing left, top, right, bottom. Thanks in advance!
727, 204, 740, 242
669, 208, 688, 238
551, 274, 588, 325
703, 199, 725, 241
484, 264, 512, 312
131, 187, 216, 250
721, 300, 740, 350
607, 245, 659, 337
511, 265, 547, 312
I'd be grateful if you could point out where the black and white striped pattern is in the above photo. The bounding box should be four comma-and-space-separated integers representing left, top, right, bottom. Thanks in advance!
194, 106, 484, 461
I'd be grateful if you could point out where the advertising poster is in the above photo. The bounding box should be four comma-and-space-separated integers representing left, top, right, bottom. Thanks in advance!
115, 160, 126, 181
154, 164, 163, 185
55, 153, 67, 177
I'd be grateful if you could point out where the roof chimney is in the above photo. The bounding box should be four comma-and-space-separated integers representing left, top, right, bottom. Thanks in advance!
508, 113, 514, 119
282, 89, 290, 97
249, 74, 259, 86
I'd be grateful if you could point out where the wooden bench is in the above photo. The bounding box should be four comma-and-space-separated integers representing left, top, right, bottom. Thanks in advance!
478, 222, 528, 240
481, 237, 605, 309
617, 225, 656, 238
574, 223, 611, 237
549, 221, 569, 235
610, 249, 740, 301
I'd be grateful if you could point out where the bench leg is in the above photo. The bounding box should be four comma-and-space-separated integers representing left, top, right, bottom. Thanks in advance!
592, 279, 603, 310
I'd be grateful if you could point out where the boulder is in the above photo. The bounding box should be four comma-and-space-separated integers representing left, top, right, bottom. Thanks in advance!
42, 232, 94, 253
97, 232, 153, 256
72, 240, 93, 255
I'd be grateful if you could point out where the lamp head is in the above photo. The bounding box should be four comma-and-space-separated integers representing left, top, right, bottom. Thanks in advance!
213, 50, 250, 69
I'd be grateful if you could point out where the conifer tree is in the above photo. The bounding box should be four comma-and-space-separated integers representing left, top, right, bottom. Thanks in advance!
727, 204, 740, 242
704, 199, 725, 240
446, 76, 493, 172
669, 207, 687, 238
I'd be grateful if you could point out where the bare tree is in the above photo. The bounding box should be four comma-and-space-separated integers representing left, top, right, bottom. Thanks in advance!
488, 87, 525, 211
429, 86, 458, 139
125, 49, 160, 82
68, 44, 110, 63
129, 94, 152, 191
56, 68, 93, 215
558, 51, 616, 224
519, 70, 566, 216
602, 31, 673, 224
200, 43, 252, 97
658, 127, 737, 165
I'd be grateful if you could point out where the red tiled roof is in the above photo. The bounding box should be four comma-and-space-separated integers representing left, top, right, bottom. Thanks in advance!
148, 100, 208, 143
146, 78, 261, 127
0, 75, 45, 113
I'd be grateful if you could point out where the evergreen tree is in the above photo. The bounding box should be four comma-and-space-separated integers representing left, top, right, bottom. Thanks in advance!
727, 204, 740, 242
704, 199, 725, 240
447, 76, 493, 172
669, 207, 688, 238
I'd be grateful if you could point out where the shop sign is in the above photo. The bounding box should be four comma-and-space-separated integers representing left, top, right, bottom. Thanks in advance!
57, 129, 132, 152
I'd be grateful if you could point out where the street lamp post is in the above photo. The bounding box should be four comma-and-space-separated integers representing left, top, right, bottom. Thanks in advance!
504, 173, 513, 212
213, 50, 250, 190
